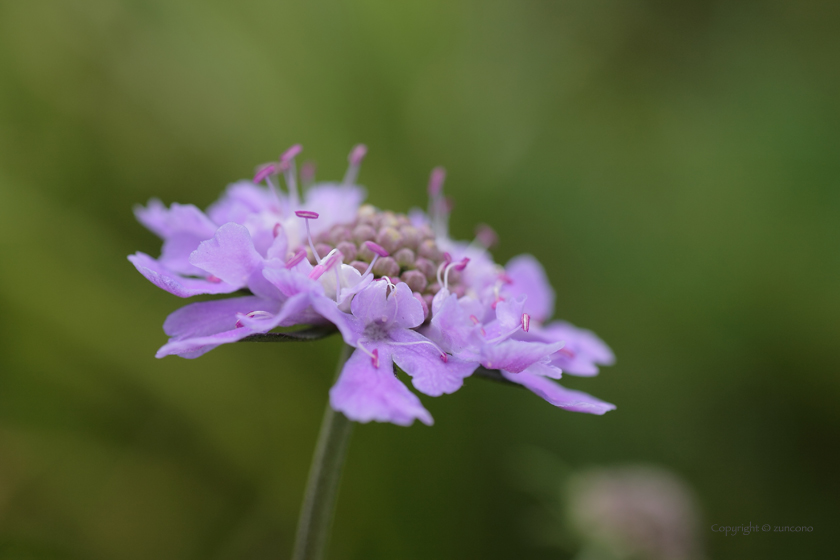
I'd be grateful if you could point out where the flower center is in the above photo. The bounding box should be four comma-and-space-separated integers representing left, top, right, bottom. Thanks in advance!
308, 205, 464, 309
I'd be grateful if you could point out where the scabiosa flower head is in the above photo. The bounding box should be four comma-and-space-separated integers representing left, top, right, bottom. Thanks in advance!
130, 145, 616, 425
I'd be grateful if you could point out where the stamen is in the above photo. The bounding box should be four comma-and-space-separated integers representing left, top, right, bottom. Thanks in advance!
428, 167, 445, 197
235, 310, 273, 328
206, 275, 222, 284
308, 264, 326, 280
253, 163, 277, 184
364, 241, 389, 257
443, 258, 469, 291
285, 248, 306, 269
521, 313, 530, 332
280, 145, 303, 207
343, 144, 368, 185
272, 223, 282, 238
280, 144, 303, 162
558, 347, 576, 358
295, 210, 322, 262
357, 340, 380, 368
435, 252, 454, 287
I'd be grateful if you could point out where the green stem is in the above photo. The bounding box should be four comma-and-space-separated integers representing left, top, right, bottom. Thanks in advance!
292, 343, 355, 560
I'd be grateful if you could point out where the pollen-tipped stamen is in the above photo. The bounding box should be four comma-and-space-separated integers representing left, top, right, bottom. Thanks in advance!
296, 210, 322, 263
342, 144, 367, 185
281, 144, 303, 208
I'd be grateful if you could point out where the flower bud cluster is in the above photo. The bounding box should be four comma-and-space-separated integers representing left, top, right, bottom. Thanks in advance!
310, 204, 464, 309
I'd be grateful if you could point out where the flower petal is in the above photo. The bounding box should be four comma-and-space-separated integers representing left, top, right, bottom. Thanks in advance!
330, 345, 433, 426
189, 223, 264, 287
350, 281, 424, 330
389, 329, 478, 397
481, 339, 564, 373
504, 254, 555, 324
162, 296, 279, 339
128, 252, 240, 298
303, 184, 366, 236
502, 370, 615, 414
134, 200, 218, 240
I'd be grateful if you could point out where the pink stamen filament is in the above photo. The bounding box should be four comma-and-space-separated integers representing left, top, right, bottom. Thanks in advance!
295, 211, 322, 263
443, 258, 469, 291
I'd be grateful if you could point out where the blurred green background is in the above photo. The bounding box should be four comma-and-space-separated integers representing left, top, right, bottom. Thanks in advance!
1, 0, 838, 558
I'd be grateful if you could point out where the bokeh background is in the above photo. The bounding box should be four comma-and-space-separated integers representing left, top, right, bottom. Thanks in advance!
1, 0, 838, 558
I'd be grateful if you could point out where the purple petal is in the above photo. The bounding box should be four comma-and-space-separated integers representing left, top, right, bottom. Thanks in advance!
389, 329, 478, 397
329, 345, 433, 426
504, 254, 555, 324
134, 200, 218, 240
303, 184, 366, 236
162, 296, 279, 339
189, 223, 264, 287
535, 321, 615, 376
350, 281, 424, 330
128, 252, 240, 298
157, 295, 282, 359
494, 295, 527, 330
311, 296, 364, 346
207, 181, 282, 224
427, 293, 477, 354
502, 370, 615, 415
481, 339, 564, 373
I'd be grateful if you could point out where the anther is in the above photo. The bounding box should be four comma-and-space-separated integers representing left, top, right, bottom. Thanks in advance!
253, 163, 277, 184
280, 144, 303, 163
343, 144, 368, 185
348, 144, 368, 166
371, 348, 380, 368
296, 211, 322, 262
285, 249, 306, 269
364, 241, 389, 257
207, 275, 222, 283
521, 313, 530, 332
272, 223, 282, 238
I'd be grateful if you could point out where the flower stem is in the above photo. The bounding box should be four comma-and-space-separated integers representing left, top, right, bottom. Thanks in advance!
292, 343, 354, 560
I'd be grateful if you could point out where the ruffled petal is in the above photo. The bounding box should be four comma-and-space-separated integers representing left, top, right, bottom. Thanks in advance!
189, 223, 264, 287
501, 370, 615, 415
134, 200, 218, 240
480, 339, 564, 373
128, 252, 240, 298
427, 293, 477, 354
504, 254, 555, 324
350, 281, 423, 330
389, 329, 478, 397
162, 296, 280, 339
329, 345, 433, 426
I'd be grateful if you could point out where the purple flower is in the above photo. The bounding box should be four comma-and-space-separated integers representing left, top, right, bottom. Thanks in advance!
130, 145, 617, 425
318, 280, 477, 425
